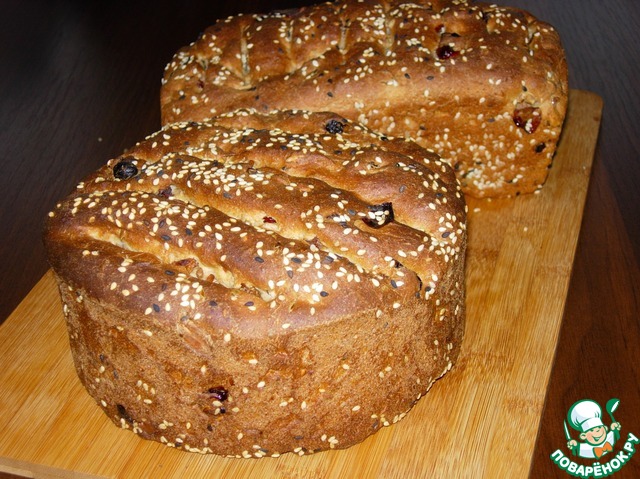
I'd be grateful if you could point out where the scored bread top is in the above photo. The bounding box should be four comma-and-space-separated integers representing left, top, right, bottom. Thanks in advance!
45, 110, 466, 338
160, 0, 568, 197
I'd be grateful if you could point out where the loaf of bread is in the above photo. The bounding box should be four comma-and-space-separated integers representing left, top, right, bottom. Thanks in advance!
160, 0, 568, 198
44, 109, 466, 457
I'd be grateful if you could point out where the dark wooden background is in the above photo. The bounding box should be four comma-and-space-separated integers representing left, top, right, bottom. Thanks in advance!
1, 1, 639, 477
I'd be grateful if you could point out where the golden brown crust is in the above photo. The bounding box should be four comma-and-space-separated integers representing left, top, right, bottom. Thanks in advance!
160, 0, 568, 198
45, 109, 466, 457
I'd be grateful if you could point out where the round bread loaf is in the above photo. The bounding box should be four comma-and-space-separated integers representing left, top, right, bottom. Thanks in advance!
44, 109, 466, 457
160, 0, 568, 198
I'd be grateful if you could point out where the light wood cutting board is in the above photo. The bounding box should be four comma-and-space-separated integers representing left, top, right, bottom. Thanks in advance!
0, 90, 602, 479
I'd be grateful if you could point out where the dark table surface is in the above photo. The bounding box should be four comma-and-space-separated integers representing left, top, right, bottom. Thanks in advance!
1, 1, 639, 478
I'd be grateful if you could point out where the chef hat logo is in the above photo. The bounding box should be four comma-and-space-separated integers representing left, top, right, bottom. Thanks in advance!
567, 399, 605, 433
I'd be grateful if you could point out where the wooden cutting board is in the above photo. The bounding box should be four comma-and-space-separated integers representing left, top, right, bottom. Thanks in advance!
0, 90, 602, 479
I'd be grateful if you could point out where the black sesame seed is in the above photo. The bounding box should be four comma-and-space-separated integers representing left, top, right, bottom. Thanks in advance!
320, 291, 329, 297
442, 231, 451, 238
152, 303, 161, 312
245, 301, 254, 307
254, 256, 265, 263
165, 270, 175, 276
185, 228, 193, 236
161, 234, 171, 241
391, 280, 398, 288
209, 300, 218, 307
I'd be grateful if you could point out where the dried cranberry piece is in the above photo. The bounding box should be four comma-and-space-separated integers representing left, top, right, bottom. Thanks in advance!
325, 119, 345, 134
363, 202, 394, 228
174, 258, 197, 270
113, 158, 138, 180
436, 45, 459, 60
263, 216, 277, 224
116, 404, 134, 424
513, 107, 541, 134
158, 186, 173, 198
207, 387, 229, 402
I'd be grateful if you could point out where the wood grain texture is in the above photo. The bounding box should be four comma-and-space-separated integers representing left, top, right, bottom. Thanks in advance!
0, 90, 601, 479
505, 2, 640, 477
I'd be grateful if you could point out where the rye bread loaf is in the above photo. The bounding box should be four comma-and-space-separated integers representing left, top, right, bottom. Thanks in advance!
160, 0, 568, 198
44, 109, 466, 457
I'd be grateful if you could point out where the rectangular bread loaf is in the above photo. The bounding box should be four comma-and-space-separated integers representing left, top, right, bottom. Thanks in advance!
160, 0, 568, 198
